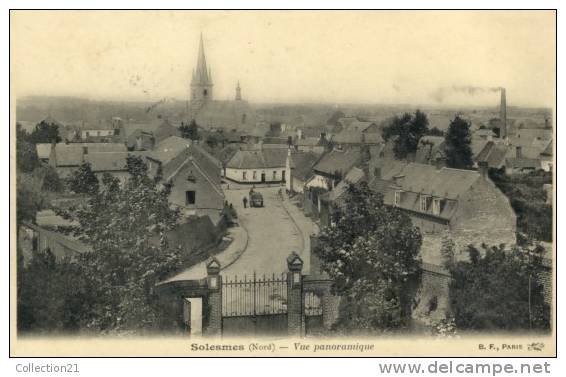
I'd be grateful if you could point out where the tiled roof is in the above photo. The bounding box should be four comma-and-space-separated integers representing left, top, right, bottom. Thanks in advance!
147, 136, 192, 164
332, 130, 383, 145
323, 167, 365, 203
313, 148, 361, 176
505, 157, 540, 169
346, 121, 378, 132
226, 148, 288, 169
84, 152, 129, 172
475, 141, 509, 168
290, 151, 321, 181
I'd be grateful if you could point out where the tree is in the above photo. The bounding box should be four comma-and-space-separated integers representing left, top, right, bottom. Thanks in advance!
314, 182, 422, 332
444, 116, 473, 169
59, 156, 183, 332
16, 174, 45, 225
489, 168, 552, 242
29, 119, 62, 144
16, 124, 40, 173
40, 165, 63, 192
68, 162, 99, 195
180, 119, 200, 141
448, 243, 550, 331
382, 110, 429, 159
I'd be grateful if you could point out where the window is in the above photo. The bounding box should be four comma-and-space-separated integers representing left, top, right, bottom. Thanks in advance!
273, 171, 277, 180
85, 131, 90, 137
432, 198, 441, 216
83, 146, 88, 155
420, 196, 429, 212
394, 191, 402, 206
185, 191, 196, 206
253, 171, 257, 180
282, 170, 286, 182
242, 171, 247, 180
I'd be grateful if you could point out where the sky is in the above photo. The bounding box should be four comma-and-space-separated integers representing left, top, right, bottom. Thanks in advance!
10, 11, 556, 107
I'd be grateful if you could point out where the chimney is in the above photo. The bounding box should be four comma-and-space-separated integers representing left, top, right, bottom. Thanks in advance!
499, 88, 507, 139
478, 161, 488, 179
516, 146, 522, 158
393, 175, 405, 186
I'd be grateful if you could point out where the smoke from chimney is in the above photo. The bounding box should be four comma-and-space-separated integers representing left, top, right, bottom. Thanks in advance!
430, 85, 503, 103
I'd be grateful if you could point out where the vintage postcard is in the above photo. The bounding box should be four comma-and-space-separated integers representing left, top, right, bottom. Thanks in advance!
10, 10, 556, 357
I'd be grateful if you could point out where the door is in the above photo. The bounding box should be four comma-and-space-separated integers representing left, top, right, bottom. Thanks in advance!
183, 297, 203, 336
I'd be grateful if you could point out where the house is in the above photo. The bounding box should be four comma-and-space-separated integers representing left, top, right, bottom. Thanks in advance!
153, 119, 182, 143
224, 147, 288, 183
295, 136, 326, 154
539, 140, 553, 172
331, 131, 383, 148
474, 141, 509, 169
473, 128, 496, 141
345, 121, 380, 133
48, 142, 127, 177
306, 148, 362, 191
318, 167, 366, 227
84, 152, 130, 183
504, 145, 542, 174
78, 118, 124, 142
146, 136, 225, 221
368, 159, 516, 264
415, 136, 446, 165
285, 150, 321, 194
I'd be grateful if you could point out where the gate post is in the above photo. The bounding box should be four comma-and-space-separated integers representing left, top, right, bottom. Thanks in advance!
286, 252, 304, 337
205, 257, 222, 336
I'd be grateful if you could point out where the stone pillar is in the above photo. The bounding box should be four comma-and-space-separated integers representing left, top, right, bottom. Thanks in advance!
287, 252, 304, 337
205, 257, 222, 336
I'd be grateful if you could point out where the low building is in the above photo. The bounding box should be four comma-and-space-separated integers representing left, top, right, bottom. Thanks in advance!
331, 131, 383, 148
474, 141, 509, 169
306, 148, 362, 191
48, 142, 127, 177
146, 136, 225, 221
539, 141, 553, 172
224, 147, 288, 184
368, 160, 517, 264
285, 150, 322, 194
415, 136, 446, 166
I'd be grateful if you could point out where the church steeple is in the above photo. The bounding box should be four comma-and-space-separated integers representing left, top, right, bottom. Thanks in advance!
190, 33, 213, 103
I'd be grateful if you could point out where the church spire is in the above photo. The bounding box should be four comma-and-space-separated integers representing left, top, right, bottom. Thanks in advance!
192, 33, 211, 86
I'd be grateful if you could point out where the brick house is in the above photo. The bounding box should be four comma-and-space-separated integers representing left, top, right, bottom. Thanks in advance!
368, 159, 517, 264
146, 136, 225, 222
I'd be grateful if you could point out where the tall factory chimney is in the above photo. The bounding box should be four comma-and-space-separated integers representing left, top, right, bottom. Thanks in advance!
499, 88, 507, 138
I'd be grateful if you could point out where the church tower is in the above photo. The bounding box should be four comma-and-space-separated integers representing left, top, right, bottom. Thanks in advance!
190, 34, 213, 106
235, 81, 242, 101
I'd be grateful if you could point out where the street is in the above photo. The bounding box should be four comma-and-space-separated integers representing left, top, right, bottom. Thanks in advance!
223, 186, 310, 278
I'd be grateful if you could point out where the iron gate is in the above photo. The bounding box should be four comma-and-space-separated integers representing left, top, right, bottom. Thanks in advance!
222, 272, 288, 335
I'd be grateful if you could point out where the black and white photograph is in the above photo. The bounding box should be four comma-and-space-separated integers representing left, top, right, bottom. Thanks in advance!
9, 9, 556, 357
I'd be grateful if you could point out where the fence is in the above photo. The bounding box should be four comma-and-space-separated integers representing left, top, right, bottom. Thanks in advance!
222, 272, 288, 317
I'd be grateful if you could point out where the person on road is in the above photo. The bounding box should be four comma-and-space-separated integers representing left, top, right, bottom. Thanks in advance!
243, 196, 248, 208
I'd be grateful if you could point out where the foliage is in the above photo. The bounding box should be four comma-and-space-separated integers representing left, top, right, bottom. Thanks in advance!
28, 119, 62, 144
326, 110, 346, 126
440, 237, 456, 270
16, 174, 46, 225
18, 249, 90, 334
382, 110, 429, 159
59, 156, 182, 332
444, 116, 473, 169
489, 168, 552, 242
314, 182, 422, 332
16, 124, 40, 173
448, 243, 550, 331
68, 162, 99, 195
425, 127, 445, 136
179, 119, 200, 141
40, 165, 64, 192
